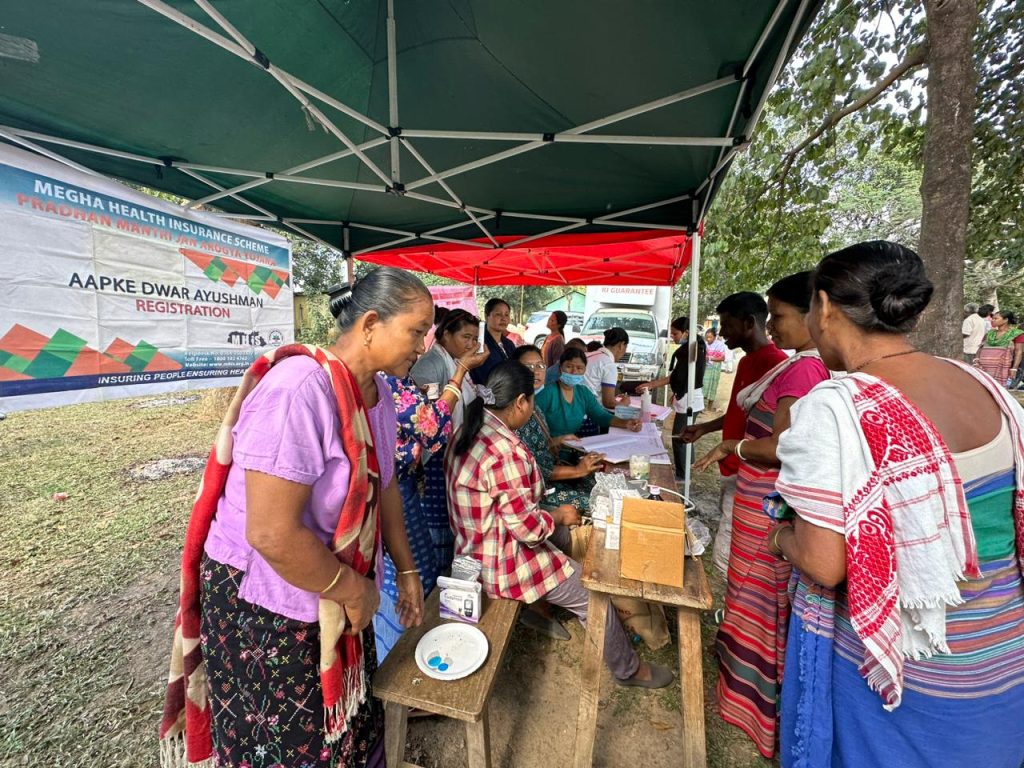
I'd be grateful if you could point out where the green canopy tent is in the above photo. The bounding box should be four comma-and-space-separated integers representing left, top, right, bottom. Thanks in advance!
0, 0, 822, 500
0, 0, 819, 255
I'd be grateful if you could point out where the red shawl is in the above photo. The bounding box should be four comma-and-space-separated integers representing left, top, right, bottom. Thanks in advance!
158, 344, 381, 767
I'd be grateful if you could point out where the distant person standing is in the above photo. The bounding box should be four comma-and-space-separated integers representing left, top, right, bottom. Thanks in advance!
584, 327, 630, 409
541, 311, 568, 370
1011, 321, 1024, 391
962, 303, 993, 363
703, 328, 728, 410
636, 317, 706, 480
679, 292, 786, 574
976, 310, 1022, 383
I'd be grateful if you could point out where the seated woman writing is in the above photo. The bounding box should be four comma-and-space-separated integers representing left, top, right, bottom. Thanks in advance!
445, 361, 672, 688
535, 347, 640, 447
512, 345, 603, 513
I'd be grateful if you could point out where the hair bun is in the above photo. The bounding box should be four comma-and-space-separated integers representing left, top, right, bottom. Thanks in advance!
868, 265, 933, 332
325, 282, 354, 320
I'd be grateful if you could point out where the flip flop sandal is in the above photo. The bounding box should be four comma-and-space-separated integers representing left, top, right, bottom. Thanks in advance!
616, 662, 675, 689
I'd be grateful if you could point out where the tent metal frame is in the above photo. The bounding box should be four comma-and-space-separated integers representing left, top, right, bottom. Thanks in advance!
0, 0, 812, 500
1, 0, 797, 261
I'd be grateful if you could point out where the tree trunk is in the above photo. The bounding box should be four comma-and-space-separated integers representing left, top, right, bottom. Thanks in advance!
914, 0, 978, 356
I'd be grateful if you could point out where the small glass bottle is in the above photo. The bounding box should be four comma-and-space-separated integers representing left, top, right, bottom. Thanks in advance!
647, 485, 663, 502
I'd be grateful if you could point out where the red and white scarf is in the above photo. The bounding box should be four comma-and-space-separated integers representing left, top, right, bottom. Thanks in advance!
158, 344, 381, 767
777, 359, 1024, 709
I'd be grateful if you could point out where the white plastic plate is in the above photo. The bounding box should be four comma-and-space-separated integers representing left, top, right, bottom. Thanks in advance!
414, 622, 489, 681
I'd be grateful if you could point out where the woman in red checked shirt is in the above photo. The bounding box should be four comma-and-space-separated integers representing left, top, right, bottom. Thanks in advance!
445, 360, 672, 689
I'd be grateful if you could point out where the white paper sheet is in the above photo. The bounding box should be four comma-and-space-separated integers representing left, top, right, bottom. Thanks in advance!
566, 423, 671, 464
627, 396, 672, 421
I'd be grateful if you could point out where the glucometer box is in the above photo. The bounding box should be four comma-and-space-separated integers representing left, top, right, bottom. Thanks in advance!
437, 575, 482, 623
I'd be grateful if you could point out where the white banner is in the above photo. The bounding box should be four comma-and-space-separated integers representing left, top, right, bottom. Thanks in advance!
0, 145, 292, 411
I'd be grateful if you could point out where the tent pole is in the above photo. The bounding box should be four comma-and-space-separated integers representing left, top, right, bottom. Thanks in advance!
402, 129, 732, 146
186, 0, 392, 186
178, 168, 278, 219
400, 138, 500, 245
404, 75, 738, 191
137, 0, 388, 136
186, 138, 389, 209
386, 0, 401, 183
742, 0, 790, 78
343, 226, 353, 284
683, 229, 701, 504
0, 128, 102, 177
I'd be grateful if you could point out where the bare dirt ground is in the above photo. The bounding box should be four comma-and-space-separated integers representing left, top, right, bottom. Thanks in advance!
0, 370, 775, 768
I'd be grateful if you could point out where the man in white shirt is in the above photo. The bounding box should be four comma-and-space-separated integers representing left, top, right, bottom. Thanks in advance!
962, 303, 993, 362
584, 327, 629, 408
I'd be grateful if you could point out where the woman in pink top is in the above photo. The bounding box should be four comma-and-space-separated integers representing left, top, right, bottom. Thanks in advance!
195, 268, 430, 768
695, 271, 830, 757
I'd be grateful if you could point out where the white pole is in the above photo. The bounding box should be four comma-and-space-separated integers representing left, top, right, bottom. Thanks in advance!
343, 226, 353, 284
683, 229, 701, 502
386, 0, 401, 183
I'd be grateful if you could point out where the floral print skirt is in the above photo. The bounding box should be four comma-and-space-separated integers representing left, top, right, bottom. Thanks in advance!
199, 556, 385, 768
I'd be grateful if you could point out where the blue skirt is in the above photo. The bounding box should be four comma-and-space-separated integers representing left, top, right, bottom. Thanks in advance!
373, 466, 452, 661
782, 609, 1024, 768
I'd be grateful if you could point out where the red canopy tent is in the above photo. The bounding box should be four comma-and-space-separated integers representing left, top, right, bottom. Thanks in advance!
358, 229, 692, 286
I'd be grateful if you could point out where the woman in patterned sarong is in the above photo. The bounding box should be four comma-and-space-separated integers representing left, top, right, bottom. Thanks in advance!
694, 271, 829, 757
975, 310, 1022, 383
703, 328, 728, 409
772, 241, 1024, 768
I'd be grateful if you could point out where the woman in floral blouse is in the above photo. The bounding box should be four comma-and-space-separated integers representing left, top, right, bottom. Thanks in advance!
373, 359, 480, 659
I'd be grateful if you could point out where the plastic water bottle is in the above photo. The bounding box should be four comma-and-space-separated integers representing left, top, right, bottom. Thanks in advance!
640, 388, 652, 423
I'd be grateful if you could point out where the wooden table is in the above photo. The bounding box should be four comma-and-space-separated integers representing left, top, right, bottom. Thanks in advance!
572, 463, 714, 768
373, 589, 520, 768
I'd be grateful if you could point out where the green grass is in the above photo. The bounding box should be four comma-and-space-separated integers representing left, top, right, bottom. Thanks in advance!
0, 394, 221, 767
0, 393, 770, 768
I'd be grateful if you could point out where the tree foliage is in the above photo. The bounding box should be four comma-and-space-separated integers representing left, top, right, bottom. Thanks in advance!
697, 0, 1023, 318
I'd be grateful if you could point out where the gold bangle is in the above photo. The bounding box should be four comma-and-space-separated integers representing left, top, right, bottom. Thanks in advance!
320, 563, 345, 594
398, 569, 420, 576
770, 526, 790, 561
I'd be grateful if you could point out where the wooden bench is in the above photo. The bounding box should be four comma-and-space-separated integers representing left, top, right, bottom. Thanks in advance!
572, 463, 715, 768
373, 589, 520, 768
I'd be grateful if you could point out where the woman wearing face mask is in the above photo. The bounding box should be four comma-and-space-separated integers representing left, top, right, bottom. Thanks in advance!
512, 345, 603, 513
446, 361, 672, 688
534, 347, 641, 446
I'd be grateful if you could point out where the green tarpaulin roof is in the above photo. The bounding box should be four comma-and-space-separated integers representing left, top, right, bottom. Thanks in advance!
0, 0, 821, 256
